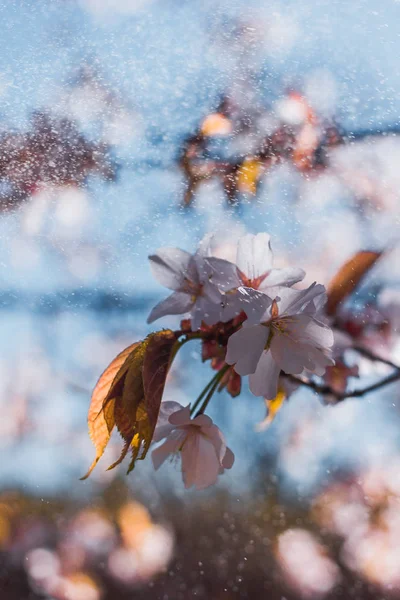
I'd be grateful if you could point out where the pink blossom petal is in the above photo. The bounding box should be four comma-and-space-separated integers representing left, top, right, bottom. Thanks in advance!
201, 424, 235, 471
236, 233, 273, 280
192, 414, 213, 428
191, 236, 215, 284
226, 325, 269, 375
168, 405, 192, 426
249, 351, 281, 399
147, 291, 194, 324
301, 344, 334, 375
270, 334, 306, 374
149, 248, 192, 290
181, 432, 220, 490
202, 423, 227, 462
152, 431, 186, 470
153, 401, 185, 442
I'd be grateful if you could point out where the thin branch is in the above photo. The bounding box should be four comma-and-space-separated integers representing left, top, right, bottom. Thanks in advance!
341, 369, 400, 399
352, 345, 399, 370
285, 375, 333, 397
286, 368, 400, 402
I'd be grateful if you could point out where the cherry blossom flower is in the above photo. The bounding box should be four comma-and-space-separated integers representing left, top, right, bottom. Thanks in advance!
225, 283, 334, 399
151, 402, 234, 490
220, 233, 305, 323
236, 232, 305, 289
147, 236, 235, 330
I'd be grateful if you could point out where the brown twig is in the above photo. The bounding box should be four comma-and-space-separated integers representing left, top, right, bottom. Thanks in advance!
352, 345, 399, 370
286, 368, 400, 402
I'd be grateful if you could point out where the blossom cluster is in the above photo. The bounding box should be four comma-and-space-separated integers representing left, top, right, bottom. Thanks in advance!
148, 233, 335, 490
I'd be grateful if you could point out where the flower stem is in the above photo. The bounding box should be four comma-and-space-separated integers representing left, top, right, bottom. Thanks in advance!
190, 370, 222, 416
193, 364, 230, 417
169, 332, 204, 367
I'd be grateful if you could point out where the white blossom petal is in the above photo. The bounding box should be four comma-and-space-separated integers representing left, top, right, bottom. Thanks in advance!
220, 291, 242, 323
205, 257, 241, 291
202, 280, 223, 304
259, 267, 305, 290
191, 295, 222, 330
221, 287, 271, 325
270, 332, 333, 376
276, 283, 326, 316
149, 247, 192, 290
226, 324, 269, 375
288, 315, 334, 349
147, 291, 194, 324
236, 233, 273, 280
270, 334, 307, 374
194, 233, 214, 259
249, 351, 281, 399
304, 289, 327, 315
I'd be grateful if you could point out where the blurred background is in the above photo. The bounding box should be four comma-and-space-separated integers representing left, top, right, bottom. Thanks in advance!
0, 0, 400, 598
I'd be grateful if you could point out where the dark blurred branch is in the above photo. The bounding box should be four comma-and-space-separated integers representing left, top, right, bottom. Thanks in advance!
286, 365, 400, 402
353, 345, 399, 370
0, 111, 117, 211
176, 118, 400, 206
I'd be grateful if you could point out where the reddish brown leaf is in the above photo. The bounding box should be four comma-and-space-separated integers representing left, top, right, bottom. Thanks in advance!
81, 342, 140, 480
106, 435, 131, 471
83, 330, 178, 478
105, 343, 142, 406
110, 330, 176, 474
326, 251, 382, 316
107, 402, 148, 473
118, 340, 148, 443
142, 330, 178, 431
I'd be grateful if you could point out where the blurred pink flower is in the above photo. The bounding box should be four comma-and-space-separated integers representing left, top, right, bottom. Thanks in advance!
277, 528, 340, 597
